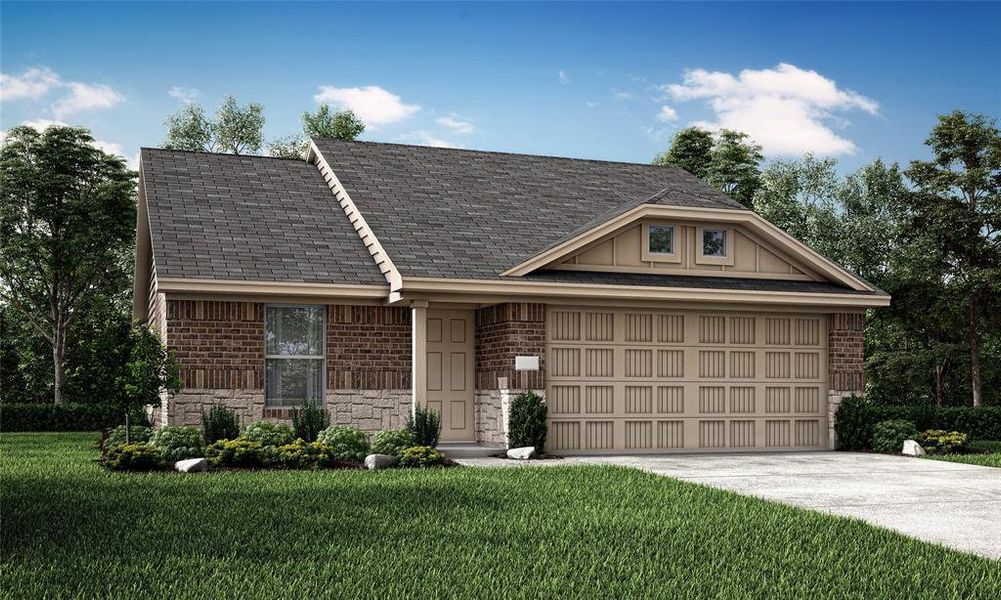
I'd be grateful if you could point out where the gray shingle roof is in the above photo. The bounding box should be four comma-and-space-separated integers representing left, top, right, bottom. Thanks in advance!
312, 139, 747, 279
523, 271, 875, 295
141, 148, 385, 285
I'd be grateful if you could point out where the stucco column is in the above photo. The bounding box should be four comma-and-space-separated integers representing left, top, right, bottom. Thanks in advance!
411, 300, 429, 417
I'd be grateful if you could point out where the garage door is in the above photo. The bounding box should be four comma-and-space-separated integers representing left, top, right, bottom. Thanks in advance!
546, 307, 828, 453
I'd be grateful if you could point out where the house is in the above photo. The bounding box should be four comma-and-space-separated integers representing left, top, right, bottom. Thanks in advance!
132, 139, 889, 453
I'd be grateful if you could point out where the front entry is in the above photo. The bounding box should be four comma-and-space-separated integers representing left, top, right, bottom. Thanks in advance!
425, 309, 475, 441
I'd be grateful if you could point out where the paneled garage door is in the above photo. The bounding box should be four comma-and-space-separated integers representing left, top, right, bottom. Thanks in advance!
546, 307, 828, 453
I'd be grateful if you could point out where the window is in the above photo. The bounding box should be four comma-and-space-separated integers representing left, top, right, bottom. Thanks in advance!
648, 225, 675, 254
702, 228, 728, 257
265, 306, 324, 406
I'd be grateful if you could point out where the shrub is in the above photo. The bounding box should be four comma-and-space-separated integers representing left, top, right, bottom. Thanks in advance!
872, 419, 918, 454
101, 425, 152, 451
508, 391, 548, 451
149, 426, 205, 461
316, 426, 369, 461
206, 439, 272, 468
241, 421, 295, 447
201, 404, 241, 443
406, 405, 441, 447
276, 439, 334, 469
290, 401, 330, 442
834, 402, 1001, 450
371, 428, 415, 457
99, 442, 164, 471
0, 403, 121, 432
917, 429, 968, 455
399, 445, 446, 468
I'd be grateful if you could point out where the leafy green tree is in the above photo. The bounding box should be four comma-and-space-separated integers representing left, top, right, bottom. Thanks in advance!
654, 127, 763, 208
653, 126, 713, 178
903, 111, 1001, 406
164, 95, 265, 154
268, 105, 366, 159
117, 325, 181, 419
707, 130, 764, 208
0, 126, 135, 404
753, 154, 841, 257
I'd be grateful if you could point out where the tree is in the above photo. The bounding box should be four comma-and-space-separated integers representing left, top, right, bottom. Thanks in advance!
164, 95, 265, 154
0, 126, 136, 404
653, 126, 713, 178
753, 154, 840, 257
268, 105, 365, 159
903, 111, 1001, 406
707, 130, 764, 208
654, 127, 763, 208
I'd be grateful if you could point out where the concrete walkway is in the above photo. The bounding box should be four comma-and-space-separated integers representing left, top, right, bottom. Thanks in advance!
456, 452, 1001, 559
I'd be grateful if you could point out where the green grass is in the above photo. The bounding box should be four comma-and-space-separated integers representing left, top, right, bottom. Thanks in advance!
2, 433, 998, 599
924, 440, 1001, 468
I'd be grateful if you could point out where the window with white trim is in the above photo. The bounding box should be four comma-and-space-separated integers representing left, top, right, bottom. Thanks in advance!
265, 306, 324, 406
648, 225, 675, 255
701, 228, 728, 257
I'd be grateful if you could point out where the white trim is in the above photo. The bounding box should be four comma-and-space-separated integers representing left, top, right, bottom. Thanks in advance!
307, 141, 403, 291
156, 277, 387, 298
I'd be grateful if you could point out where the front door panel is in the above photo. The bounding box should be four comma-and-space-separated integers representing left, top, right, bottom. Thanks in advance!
426, 309, 475, 441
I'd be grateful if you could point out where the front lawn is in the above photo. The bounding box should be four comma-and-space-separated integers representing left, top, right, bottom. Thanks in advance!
2, 433, 998, 598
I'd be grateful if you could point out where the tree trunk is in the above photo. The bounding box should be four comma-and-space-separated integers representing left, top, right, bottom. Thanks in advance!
969, 298, 982, 407
52, 321, 64, 405
933, 362, 946, 407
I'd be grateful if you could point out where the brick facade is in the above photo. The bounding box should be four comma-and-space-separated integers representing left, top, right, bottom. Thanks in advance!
166, 300, 264, 389
828, 312, 865, 392
326, 305, 411, 390
475, 302, 547, 390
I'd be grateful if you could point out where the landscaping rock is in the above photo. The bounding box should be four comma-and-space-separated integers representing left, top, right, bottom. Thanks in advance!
175, 458, 208, 473
365, 454, 399, 470
507, 446, 536, 460
902, 440, 926, 456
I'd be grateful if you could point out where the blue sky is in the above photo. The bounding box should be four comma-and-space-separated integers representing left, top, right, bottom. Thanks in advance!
2, 2, 998, 172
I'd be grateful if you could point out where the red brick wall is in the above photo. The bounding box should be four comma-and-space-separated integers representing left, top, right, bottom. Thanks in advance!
327, 305, 411, 389
166, 300, 264, 389
166, 300, 411, 391
476, 302, 546, 390
829, 312, 865, 392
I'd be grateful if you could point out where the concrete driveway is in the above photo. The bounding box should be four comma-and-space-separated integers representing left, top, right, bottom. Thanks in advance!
458, 452, 1001, 559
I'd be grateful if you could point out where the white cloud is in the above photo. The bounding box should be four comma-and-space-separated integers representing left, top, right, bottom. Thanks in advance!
613, 91, 634, 101
0, 67, 61, 101
558, 70, 570, 84
52, 82, 125, 117
168, 86, 199, 105
436, 113, 475, 134
21, 118, 70, 130
399, 130, 461, 149
656, 105, 678, 122
313, 85, 419, 126
662, 63, 878, 156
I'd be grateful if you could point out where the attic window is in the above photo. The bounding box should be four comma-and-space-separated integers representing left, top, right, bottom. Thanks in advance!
648, 225, 675, 254
702, 228, 727, 257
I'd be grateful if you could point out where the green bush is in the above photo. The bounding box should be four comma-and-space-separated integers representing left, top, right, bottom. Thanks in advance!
316, 426, 369, 461
276, 439, 334, 469
206, 439, 272, 468
508, 391, 548, 451
241, 421, 295, 447
834, 401, 1001, 450
201, 404, 241, 444
0, 403, 121, 432
101, 425, 152, 451
406, 405, 441, 447
370, 428, 415, 457
872, 420, 918, 454
290, 401, 330, 442
916, 430, 968, 455
150, 426, 204, 461
399, 445, 446, 468
99, 442, 164, 471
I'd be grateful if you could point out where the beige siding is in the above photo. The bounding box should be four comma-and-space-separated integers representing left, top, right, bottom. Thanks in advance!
547, 307, 828, 453
554, 221, 822, 281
